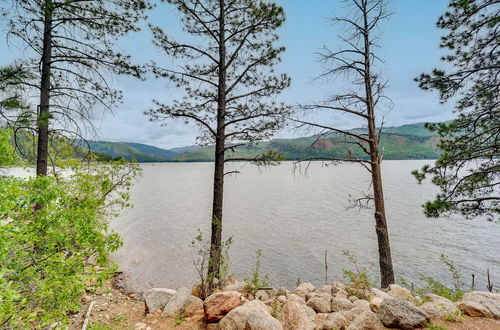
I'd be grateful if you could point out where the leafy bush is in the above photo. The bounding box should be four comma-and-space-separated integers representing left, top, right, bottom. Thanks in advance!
191, 227, 233, 299
0, 161, 139, 328
244, 249, 269, 295
0, 128, 14, 166
342, 250, 373, 300
401, 254, 465, 302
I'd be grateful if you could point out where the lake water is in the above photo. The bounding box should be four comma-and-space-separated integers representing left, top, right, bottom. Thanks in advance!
110, 160, 500, 293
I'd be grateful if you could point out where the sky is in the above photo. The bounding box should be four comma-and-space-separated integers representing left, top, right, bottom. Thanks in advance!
0, 0, 453, 149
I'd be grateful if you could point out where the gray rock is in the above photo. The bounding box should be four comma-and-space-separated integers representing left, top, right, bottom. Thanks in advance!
307, 297, 332, 313
319, 285, 334, 295
145, 288, 176, 313
223, 281, 247, 292
314, 311, 352, 330
376, 298, 430, 330
162, 287, 191, 317
371, 288, 392, 300
457, 291, 500, 319
331, 297, 354, 312
255, 290, 270, 301
421, 294, 457, 319
220, 300, 271, 330
346, 310, 384, 330
245, 309, 283, 330
353, 299, 370, 310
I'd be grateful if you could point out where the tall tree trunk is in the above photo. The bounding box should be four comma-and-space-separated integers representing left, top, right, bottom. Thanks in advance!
368, 141, 395, 288
36, 0, 53, 176
207, 0, 226, 283
363, 1, 394, 288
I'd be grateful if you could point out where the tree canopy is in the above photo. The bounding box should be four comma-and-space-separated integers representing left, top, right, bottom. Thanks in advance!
414, 0, 499, 221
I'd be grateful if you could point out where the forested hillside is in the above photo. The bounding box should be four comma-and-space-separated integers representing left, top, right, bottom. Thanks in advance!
85, 123, 439, 162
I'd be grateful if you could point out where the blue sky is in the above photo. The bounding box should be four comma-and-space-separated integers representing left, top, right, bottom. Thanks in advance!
0, 0, 453, 149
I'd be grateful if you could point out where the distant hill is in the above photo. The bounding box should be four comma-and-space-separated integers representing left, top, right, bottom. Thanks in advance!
121, 142, 178, 160
83, 141, 166, 162
171, 123, 440, 162
83, 122, 440, 162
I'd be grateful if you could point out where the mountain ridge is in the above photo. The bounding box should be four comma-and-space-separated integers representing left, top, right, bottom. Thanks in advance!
83, 122, 440, 162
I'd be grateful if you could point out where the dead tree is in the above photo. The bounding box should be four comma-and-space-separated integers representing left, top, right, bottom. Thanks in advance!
147, 0, 290, 284
295, 0, 395, 288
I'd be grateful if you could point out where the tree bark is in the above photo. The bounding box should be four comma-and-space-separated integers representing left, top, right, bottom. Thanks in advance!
363, 1, 395, 288
207, 0, 226, 282
36, 0, 53, 177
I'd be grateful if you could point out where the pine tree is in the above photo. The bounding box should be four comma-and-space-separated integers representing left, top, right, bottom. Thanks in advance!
414, 0, 499, 221
3, 0, 152, 175
147, 0, 290, 283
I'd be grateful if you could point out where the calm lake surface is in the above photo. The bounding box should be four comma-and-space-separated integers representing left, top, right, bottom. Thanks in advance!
111, 160, 500, 293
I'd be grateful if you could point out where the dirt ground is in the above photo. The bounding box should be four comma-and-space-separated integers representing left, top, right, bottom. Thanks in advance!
69, 279, 500, 330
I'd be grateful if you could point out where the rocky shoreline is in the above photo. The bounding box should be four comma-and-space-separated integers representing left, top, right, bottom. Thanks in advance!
137, 278, 500, 330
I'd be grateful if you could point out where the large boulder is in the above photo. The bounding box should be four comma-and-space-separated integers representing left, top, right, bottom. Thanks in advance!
220, 300, 271, 330
376, 298, 430, 330
307, 297, 332, 313
353, 299, 371, 310
347, 310, 384, 330
314, 310, 353, 330
457, 291, 500, 319
331, 297, 354, 312
280, 300, 315, 330
145, 288, 176, 313
371, 288, 392, 300
245, 309, 283, 330
387, 284, 415, 301
421, 294, 458, 319
204, 291, 247, 322
162, 287, 192, 317
184, 295, 204, 317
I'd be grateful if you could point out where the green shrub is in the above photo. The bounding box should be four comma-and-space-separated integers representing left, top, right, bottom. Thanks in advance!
0, 161, 139, 328
244, 249, 269, 295
401, 255, 465, 302
342, 250, 373, 300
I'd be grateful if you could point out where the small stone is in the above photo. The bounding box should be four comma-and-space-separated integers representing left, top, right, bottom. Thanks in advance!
319, 285, 334, 295
80, 294, 92, 303
353, 299, 370, 310
331, 297, 354, 312
255, 290, 269, 301
349, 295, 359, 302
134, 322, 147, 330
307, 297, 332, 313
